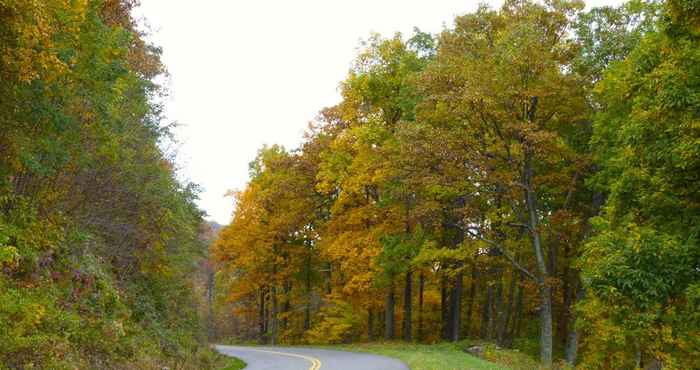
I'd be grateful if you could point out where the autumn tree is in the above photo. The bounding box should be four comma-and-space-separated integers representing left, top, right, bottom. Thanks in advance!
213, 1, 699, 368
416, 0, 590, 365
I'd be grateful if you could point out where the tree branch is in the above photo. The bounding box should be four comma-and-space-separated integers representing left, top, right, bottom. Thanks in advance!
465, 229, 536, 281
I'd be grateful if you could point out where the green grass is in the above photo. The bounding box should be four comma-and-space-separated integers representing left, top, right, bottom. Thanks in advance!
327, 342, 511, 370
219, 356, 246, 370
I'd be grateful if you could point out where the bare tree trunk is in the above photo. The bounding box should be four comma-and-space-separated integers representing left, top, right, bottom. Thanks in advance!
368, 309, 374, 341
403, 270, 413, 341
385, 283, 395, 340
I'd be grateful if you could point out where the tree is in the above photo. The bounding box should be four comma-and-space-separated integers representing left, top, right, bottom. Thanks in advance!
580, 0, 700, 367
417, 0, 589, 364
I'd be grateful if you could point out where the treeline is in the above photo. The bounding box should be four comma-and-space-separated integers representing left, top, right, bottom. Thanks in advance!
1, 1, 217, 369
213, 0, 699, 368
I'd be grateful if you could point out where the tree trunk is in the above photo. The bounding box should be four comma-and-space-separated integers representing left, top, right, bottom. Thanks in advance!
259, 288, 266, 343
304, 257, 312, 331
524, 146, 553, 367
510, 271, 525, 344
325, 262, 332, 295
466, 264, 478, 337
500, 267, 517, 346
485, 276, 495, 339
385, 283, 395, 340
450, 272, 463, 342
493, 268, 505, 343
403, 270, 413, 341
537, 284, 553, 366
481, 274, 491, 339
368, 309, 374, 341
270, 285, 278, 345
206, 269, 215, 341
559, 259, 571, 347
282, 281, 291, 331
418, 272, 424, 341
379, 309, 385, 339
565, 282, 585, 366
441, 275, 450, 340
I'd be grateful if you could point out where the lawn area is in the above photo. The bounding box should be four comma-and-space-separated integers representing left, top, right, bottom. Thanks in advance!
328, 342, 511, 370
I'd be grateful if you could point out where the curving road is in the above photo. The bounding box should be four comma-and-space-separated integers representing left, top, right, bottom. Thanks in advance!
215, 345, 409, 370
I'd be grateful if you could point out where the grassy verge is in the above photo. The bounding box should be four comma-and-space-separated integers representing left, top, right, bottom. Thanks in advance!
213, 339, 543, 370
327, 342, 510, 370
219, 356, 247, 370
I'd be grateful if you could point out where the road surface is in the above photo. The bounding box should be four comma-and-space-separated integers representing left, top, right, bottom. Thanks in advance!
215, 345, 409, 370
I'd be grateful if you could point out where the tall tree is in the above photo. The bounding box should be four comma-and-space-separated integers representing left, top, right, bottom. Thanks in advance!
418, 0, 588, 364
580, 0, 700, 367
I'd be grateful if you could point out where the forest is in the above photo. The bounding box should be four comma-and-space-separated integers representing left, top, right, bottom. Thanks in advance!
212, 0, 700, 368
1, 1, 219, 369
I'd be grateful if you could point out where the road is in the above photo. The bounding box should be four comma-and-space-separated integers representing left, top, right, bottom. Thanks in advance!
215, 345, 409, 370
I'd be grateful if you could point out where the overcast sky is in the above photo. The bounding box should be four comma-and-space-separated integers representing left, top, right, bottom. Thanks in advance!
134, 0, 624, 225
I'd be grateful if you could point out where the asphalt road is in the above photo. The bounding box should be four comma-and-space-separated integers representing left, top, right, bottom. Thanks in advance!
215, 345, 409, 370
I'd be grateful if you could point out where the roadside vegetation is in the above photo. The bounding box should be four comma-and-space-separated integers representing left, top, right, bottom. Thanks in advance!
0, 0, 218, 368
219, 357, 247, 370
330, 342, 521, 370
212, 0, 699, 368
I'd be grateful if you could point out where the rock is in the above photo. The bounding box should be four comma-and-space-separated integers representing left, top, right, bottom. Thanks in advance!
465, 345, 485, 358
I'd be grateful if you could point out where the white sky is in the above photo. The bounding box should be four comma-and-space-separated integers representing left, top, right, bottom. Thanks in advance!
134, 0, 624, 225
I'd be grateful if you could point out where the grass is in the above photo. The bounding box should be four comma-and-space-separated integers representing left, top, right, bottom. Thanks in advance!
327, 342, 512, 370
219, 356, 246, 370
214, 339, 544, 370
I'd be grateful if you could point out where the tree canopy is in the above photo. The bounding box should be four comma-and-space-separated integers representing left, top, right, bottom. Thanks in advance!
213, 0, 699, 368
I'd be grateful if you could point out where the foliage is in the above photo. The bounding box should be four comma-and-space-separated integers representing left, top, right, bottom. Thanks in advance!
303, 295, 362, 344
0, 0, 215, 368
212, 0, 700, 368
580, 0, 700, 367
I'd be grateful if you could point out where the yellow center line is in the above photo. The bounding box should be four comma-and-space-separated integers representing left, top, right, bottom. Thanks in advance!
243, 348, 322, 370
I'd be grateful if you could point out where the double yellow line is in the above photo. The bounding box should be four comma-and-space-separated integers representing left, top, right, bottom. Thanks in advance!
246, 348, 322, 370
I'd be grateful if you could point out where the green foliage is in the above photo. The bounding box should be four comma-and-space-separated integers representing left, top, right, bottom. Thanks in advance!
581, 0, 700, 367
0, 0, 214, 368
